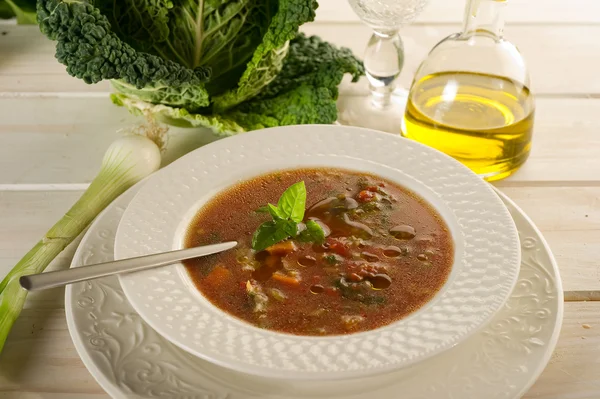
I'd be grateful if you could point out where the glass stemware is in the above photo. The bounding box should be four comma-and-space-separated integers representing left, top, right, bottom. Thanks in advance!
337, 0, 429, 132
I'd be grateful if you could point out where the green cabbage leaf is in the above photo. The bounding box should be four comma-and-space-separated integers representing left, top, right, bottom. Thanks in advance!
1, 0, 37, 23
37, 0, 364, 133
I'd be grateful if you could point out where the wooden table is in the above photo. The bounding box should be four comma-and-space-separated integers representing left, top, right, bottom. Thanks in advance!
1, 1, 599, 397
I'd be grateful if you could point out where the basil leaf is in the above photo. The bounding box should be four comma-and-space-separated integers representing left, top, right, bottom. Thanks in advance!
297, 220, 325, 244
252, 221, 286, 251
280, 219, 299, 237
251, 220, 298, 251
267, 203, 285, 220
277, 181, 306, 223
256, 204, 285, 220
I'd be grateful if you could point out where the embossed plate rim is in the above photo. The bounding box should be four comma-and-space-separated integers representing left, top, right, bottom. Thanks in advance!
114, 125, 521, 379
501, 189, 564, 399
65, 183, 562, 399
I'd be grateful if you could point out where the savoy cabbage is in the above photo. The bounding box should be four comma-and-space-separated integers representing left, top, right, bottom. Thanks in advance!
37, 0, 364, 134
0, 0, 36, 23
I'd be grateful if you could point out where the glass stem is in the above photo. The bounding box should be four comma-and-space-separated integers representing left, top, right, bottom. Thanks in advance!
462, 0, 506, 39
364, 30, 404, 108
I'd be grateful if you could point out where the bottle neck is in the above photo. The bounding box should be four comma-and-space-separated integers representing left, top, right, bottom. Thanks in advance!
462, 0, 506, 39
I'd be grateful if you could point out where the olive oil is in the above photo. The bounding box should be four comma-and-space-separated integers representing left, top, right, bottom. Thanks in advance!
402, 71, 535, 181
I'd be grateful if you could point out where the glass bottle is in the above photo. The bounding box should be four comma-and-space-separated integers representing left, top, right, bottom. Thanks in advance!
401, 0, 534, 181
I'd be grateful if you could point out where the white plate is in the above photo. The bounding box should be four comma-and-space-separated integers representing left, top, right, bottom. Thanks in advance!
66, 183, 562, 399
114, 125, 521, 379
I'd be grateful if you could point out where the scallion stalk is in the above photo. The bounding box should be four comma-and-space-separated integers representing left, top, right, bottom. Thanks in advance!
0, 134, 162, 353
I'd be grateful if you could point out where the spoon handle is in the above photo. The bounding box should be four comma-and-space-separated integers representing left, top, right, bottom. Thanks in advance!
19, 241, 237, 292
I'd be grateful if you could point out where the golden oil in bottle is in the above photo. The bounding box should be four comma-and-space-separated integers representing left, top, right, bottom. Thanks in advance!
401, 71, 535, 181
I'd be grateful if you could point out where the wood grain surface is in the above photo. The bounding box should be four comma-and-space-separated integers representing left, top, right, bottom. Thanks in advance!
1, 1, 599, 397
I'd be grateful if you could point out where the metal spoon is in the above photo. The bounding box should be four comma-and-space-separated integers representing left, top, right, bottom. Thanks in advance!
19, 241, 237, 292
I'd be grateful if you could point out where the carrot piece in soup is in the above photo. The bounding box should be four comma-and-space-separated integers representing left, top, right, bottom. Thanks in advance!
264, 255, 281, 269
204, 265, 232, 288
272, 272, 301, 286
266, 241, 298, 256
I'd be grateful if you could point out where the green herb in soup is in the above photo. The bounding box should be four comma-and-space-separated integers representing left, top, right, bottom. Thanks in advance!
252, 181, 325, 251
184, 168, 454, 336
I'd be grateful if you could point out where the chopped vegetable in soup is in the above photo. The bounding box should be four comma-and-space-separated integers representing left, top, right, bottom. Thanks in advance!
184, 168, 453, 336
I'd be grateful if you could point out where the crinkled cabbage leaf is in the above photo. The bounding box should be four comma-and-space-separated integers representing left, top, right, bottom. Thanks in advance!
37, 0, 364, 134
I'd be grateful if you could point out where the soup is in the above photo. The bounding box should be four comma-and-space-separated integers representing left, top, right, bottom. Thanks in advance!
183, 168, 453, 336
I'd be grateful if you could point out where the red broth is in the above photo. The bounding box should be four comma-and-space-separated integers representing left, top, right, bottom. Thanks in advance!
183, 168, 453, 336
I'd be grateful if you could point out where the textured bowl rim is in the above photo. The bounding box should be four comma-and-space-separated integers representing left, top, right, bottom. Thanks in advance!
115, 125, 521, 380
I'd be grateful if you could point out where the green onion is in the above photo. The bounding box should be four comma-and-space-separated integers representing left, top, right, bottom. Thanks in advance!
0, 133, 162, 353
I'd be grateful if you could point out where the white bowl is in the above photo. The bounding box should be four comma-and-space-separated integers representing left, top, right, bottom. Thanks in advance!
115, 125, 520, 380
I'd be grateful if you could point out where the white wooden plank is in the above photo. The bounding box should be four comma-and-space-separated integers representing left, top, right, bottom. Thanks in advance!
0, 97, 597, 185
0, 26, 111, 94
500, 187, 600, 293
0, 394, 105, 399
525, 302, 600, 399
315, 0, 600, 24
0, 96, 225, 185
0, 302, 597, 397
301, 23, 600, 97
0, 187, 598, 293
0, 395, 105, 399
0, 309, 106, 395
0, 0, 592, 27
2, 25, 600, 96
0, 190, 84, 309
0, 98, 135, 185
498, 98, 600, 184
